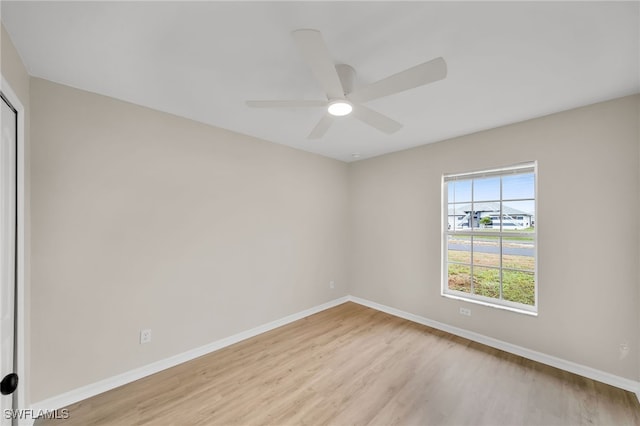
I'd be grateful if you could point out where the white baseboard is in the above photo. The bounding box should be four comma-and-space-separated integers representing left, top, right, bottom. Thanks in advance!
31, 293, 640, 415
347, 295, 640, 397
31, 296, 350, 412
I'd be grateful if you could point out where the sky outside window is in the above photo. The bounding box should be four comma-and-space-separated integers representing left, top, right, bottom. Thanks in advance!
448, 172, 534, 215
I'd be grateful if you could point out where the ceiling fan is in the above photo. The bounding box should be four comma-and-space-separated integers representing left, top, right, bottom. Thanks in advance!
246, 29, 447, 139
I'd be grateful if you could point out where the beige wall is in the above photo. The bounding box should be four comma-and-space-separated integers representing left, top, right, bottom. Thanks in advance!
1, 23, 31, 407
29, 78, 349, 401
349, 95, 640, 381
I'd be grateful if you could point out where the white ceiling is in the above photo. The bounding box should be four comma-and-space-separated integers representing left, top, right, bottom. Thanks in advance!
2, 1, 639, 162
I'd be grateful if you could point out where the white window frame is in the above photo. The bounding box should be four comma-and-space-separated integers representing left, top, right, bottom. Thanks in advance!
441, 162, 538, 315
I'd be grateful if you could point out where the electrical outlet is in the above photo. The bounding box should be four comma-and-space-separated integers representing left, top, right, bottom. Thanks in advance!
140, 329, 152, 344
329, 280, 335, 289
619, 342, 629, 360
459, 307, 471, 317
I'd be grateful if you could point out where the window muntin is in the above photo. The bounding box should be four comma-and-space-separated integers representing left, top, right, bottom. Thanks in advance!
443, 163, 537, 313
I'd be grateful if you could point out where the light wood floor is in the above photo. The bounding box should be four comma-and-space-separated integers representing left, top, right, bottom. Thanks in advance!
37, 302, 640, 425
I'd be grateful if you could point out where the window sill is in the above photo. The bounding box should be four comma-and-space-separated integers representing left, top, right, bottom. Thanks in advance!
442, 293, 538, 316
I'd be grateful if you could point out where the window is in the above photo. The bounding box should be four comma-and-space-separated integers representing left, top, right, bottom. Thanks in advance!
442, 163, 537, 314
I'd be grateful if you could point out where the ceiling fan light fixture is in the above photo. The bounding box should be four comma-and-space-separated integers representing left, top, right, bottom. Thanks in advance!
328, 100, 352, 117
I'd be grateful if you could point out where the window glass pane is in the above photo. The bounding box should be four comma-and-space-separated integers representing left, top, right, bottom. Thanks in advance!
475, 208, 499, 232
502, 173, 534, 200
448, 235, 471, 263
448, 204, 470, 230
474, 176, 500, 201
451, 180, 471, 203
460, 209, 484, 231
472, 237, 500, 267
501, 200, 535, 232
472, 266, 500, 299
502, 239, 534, 272
448, 264, 471, 293
502, 270, 535, 305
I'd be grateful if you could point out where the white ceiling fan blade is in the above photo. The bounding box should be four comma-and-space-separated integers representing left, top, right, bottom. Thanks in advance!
292, 29, 345, 100
351, 104, 402, 134
246, 100, 327, 108
349, 57, 447, 104
308, 115, 334, 139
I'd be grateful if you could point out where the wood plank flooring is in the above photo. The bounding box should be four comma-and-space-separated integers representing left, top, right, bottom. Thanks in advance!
36, 302, 640, 425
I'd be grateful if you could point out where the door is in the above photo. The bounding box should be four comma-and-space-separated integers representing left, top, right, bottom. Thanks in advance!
0, 92, 18, 426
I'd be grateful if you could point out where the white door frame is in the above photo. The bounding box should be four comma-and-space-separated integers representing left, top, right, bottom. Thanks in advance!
1, 75, 27, 415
